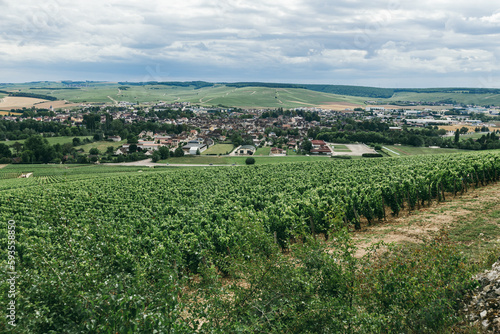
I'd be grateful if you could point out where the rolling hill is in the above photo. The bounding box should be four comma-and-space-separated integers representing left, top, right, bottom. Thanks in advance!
2, 81, 500, 108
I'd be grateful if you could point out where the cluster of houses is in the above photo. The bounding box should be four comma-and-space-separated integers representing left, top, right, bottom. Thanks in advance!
2, 100, 498, 157
366, 107, 498, 128
113, 131, 215, 156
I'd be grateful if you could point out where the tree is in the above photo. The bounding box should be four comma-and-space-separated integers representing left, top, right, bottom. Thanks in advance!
174, 147, 185, 157
106, 146, 115, 154
82, 114, 100, 132
196, 148, 201, 155
89, 148, 100, 155
158, 146, 170, 159
460, 127, 469, 135
129, 144, 138, 153
23, 135, 56, 163
62, 143, 74, 155
93, 132, 103, 141
127, 135, 138, 144
454, 129, 460, 144
73, 137, 82, 146
10, 142, 23, 156
245, 157, 255, 165
407, 134, 424, 147
230, 133, 243, 147
0, 143, 12, 158
302, 139, 312, 153
77, 155, 88, 163
21, 150, 34, 163
152, 151, 161, 163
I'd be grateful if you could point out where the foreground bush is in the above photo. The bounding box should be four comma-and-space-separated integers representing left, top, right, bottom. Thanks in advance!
188, 217, 478, 333
245, 157, 255, 165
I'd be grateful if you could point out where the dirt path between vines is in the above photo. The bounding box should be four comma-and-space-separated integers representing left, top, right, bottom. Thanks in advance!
354, 182, 500, 257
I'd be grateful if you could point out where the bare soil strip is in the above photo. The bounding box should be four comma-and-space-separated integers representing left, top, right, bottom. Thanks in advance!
354, 182, 500, 257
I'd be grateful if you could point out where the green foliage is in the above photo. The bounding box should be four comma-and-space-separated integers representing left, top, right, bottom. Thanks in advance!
301, 139, 312, 153
152, 150, 161, 162
126, 134, 138, 144
8, 91, 58, 100
362, 153, 383, 157
89, 147, 99, 155
174, 147, 184, 157
21, 135, 57, 163
158, 146, 170, 159
188, 213, 478, 333
0, 143, 12, 158
106, 146, 115, 154
359, 234, 478, 333
0, 152, 499, 331
245, 157, 255, 165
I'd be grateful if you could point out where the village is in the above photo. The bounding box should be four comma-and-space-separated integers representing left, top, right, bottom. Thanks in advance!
1, 99, 498, 160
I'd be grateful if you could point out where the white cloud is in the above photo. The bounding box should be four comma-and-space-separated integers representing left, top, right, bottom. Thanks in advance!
1, 0, 500, 86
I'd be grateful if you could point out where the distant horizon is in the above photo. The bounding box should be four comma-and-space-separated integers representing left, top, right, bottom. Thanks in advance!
2, 79, 500, 90
2, 1, 500, 88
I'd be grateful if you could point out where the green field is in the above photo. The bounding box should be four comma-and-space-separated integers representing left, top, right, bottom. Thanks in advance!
0, 164, 162, 190
255, 146, 270, 155
162, 154, 334, 165
383, 145, 467, 156
387, 91, 500, 105
5, 81, 500, 108
459, 132, 493, 141
77, 139, 126, 154
0, 82, 369, 108
201, 144, 234, 155
332, 144, 351, 152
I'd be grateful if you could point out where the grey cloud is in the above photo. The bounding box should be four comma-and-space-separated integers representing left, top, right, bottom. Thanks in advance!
1, 0, 500, 87
446, 14, 500, 35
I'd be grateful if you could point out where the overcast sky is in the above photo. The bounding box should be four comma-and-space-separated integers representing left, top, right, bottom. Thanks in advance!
1, 0, 500, 87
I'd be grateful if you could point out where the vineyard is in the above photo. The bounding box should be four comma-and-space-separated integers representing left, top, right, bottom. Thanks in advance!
1, 152, 500, 332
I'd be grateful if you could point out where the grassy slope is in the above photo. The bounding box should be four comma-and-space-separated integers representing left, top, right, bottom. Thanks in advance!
202, 144, 235, 155
6, 82, 500, 107
383, 145, 467, 155
388, 91, 500, 105
77, 139, 126, 154
4, 81, 500, 107
2, 83, 369, 108
255, 147, 271, 155
160, 155, 333, 165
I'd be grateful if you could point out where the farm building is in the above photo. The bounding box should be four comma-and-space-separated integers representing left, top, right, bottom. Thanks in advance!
311, 140, 327, 148
270, 147, 286, 156
310, 145, 332, 155
182, 143, 206, 155
236, 145, 256, 155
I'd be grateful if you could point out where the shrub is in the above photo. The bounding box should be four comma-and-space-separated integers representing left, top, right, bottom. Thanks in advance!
331, 155, 352, 159
362, 153, 383, 158
89, 148, 100, 155
245, 157, 255, 165
359, 233, 478, 332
